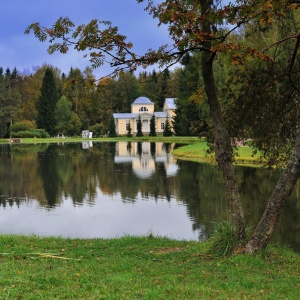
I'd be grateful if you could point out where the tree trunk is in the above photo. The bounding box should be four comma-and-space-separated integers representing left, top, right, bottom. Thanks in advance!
200, 0, 246, 241
245, 129, 300, 253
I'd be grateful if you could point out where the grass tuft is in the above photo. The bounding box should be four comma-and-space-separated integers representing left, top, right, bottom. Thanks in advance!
209, 221, 252, 257
209, 221, 238, 257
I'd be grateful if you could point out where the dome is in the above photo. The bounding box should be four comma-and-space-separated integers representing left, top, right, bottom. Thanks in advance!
132, 96, 154, 105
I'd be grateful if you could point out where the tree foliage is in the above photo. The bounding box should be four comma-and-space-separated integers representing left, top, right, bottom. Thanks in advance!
55, 95, 73, 135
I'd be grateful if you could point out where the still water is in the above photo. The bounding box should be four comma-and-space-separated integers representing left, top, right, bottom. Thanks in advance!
0, 142, 300, 251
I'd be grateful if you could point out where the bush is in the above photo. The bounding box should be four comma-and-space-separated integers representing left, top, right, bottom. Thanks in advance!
12, 129, 50, 138
10, 120, 35, 133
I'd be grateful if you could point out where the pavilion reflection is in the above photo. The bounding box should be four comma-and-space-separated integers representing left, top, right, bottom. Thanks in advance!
114, 142, 179, 179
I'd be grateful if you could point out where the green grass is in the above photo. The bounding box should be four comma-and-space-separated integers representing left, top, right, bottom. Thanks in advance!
0, 136, 201, 145
173, 142, 262, 167
0, 235, 299, 299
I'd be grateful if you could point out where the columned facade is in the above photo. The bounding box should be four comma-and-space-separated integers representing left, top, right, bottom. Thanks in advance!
113, 96, 176, 135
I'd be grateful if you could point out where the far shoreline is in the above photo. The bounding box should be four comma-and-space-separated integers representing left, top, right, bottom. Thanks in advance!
0, 136, 262, 167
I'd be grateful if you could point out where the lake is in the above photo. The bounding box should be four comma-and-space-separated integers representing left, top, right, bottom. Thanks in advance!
0, 141, 300, 251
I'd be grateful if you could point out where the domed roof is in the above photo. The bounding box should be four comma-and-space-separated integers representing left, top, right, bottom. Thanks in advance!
132, 96, 154, 105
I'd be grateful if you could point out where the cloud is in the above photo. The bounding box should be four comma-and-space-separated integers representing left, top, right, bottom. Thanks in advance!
0, 0, 172, 78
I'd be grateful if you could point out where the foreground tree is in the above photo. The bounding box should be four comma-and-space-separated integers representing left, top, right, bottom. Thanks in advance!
26, 0, 300, 252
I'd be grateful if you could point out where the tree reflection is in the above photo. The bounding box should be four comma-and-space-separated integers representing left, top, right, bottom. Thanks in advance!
0, 142, 300, 250
38, 145, 60, 207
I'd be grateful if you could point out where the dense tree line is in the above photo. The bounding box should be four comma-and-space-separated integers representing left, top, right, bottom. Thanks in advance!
0, 61, 211, 138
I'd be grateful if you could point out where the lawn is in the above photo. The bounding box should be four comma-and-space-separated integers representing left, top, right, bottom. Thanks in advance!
172, 142, 262, 166
0, 235, 299, 299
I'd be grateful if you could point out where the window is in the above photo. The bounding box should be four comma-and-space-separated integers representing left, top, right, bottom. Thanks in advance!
139, 106, 148, 112
126, 123, 130, 130
161, 122, 165, 130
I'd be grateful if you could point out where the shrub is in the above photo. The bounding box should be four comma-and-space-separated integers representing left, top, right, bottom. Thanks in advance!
88, 123, 104, 137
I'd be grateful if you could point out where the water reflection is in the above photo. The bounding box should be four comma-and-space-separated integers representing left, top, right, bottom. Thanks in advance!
114, 142, 178, 179
0, 142, 300, 251
82, 141, 93, 149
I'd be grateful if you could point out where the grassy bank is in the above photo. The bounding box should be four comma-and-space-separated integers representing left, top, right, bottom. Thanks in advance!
172, 142, 262, 167
0, 235, 299, 299
1, 136, 261, 166
0, 136, 201, 145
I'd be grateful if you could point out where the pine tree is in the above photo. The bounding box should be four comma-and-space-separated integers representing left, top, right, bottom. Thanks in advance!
163, 118, 173, 136
108, 115, 117, 137
37, 68, 59, 136
149, 114, 156, 136
136, 115, 143, 137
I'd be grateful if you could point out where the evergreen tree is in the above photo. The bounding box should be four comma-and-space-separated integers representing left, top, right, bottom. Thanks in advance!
37, 68, 59, 136
108, 115, 117, 137
158, 69, 172, 109
0, 67, 22, 138
172, 53, 209, 136
163, 118, 173, 137
0, 68, 7, 137
126, 122, 132, 137
149, 114, 156, 136
136, 115, 143, 137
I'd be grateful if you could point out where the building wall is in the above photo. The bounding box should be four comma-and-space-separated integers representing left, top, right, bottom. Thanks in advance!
155, 118, 165, 133
115, 99, 176, 135
116, 119, 128, 135
131, 104, 154, 114
116, 118, 136, 135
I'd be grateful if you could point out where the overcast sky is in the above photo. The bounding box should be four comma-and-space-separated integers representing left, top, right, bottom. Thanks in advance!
0, 0, 170, 78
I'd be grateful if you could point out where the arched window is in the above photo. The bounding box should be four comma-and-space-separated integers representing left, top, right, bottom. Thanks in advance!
139, 106, 148, 112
